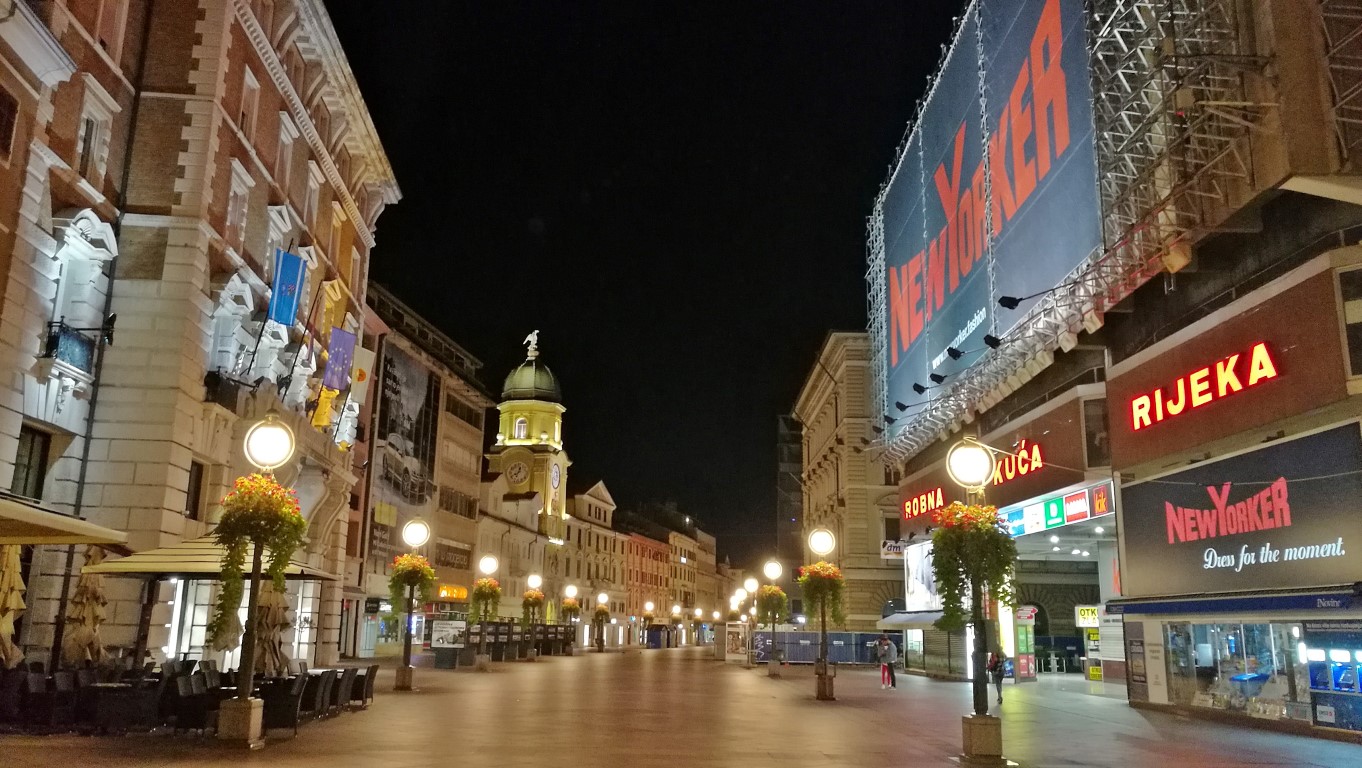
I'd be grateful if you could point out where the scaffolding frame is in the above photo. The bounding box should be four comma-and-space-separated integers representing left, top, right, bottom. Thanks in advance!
868, 0, 1268, 463
1321, 0, 1362, 165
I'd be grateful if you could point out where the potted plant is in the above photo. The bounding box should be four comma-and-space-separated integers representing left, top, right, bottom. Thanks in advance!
798, 561, 844, 700
930, 501, 1017, 718
522, 588, 545, 660
756, 585, 789, 675
206, 473, 307, 745
470, 577, 501, 670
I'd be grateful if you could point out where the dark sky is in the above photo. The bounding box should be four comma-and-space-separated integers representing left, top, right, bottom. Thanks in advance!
325, 1, 958, 564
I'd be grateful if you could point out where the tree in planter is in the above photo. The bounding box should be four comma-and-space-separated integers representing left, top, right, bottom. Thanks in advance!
756, 584, 789, 662
389, 553, 436, 673
592, 605, 610, 651
560, 597, 581, 622
522, 589, 545, 656
930, 501, 1018, 716
206, 474, 307, 701
798, 561, 844, 695
470, 577, 501, 658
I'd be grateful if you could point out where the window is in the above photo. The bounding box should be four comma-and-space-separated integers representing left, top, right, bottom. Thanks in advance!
444, 393, 484, 429
77, 117, 99, 177
240, 69, 260, 143
1341, 269, 1362, 377
883, 515, 901, 542
329, 203, 344, 258
226, 160, 254, 252
513, 418, 528, 440
11, 426, 51, 499
1083, 398, 1111, 468
0, 86, 17, 159
304, 164, 322, 228
276, 113, 297, 189
185, 461, 206, 519
349, 247, 362, 290
95, 0, 129, 61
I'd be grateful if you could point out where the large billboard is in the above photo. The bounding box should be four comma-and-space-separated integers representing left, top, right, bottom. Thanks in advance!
1119, 424, 1362, 597
880, 0, 1100, 410
369, 343, 441, 562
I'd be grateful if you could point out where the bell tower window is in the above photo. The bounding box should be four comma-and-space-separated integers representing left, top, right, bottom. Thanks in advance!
513, 417, 528, 440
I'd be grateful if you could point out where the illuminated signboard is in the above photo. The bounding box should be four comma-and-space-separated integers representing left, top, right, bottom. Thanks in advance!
1075, 605, 1101, 628
1002, 480, 1114, 538
991, 440, 1045, 488
902, 486, 946, 521
1130, 342, 1278, 431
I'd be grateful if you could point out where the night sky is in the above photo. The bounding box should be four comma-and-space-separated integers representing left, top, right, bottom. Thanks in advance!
325, 1, 959, 564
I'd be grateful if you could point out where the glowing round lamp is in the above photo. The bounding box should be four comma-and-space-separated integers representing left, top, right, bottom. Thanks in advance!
527, 574, 543, 590
743, 577, 758, 594
401, 519, 431, 549
694, 608, 703, 618
596, 592, 609, 606
671, 604, 681, 616
644, 600, 654, 612
712, 611, 720, 620
734, 588, 748, 602
763, 560, 783, 581
749, 606, 756, 616
565, 584, 578, 599
946, 437, 995, 491
729, 596, 740, 610
477, 555, 499, 576
807, 528, 836, 557
243, 412, 295, 471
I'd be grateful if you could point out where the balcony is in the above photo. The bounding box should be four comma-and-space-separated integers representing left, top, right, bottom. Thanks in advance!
203, 370, 245, 412
42, 321, 96, 376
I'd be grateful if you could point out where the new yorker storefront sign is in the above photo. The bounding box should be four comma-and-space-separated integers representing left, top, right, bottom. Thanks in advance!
1120, 423, 1362, 598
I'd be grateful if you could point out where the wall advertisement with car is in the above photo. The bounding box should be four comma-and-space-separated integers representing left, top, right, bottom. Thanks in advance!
369, 342, 441, 562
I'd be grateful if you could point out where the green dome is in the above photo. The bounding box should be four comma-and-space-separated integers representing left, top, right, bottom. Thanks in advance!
501, 357, 562, 403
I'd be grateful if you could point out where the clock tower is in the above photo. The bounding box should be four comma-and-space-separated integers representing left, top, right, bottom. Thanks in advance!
487, 331, 569, 542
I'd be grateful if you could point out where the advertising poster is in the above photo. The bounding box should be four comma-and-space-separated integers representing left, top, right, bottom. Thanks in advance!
1014, 605, 1038, 682
903, 540, 942, 612
1119, 423, 1362, 597
725, 623, 748, 664
369, 343, 441, 562
879, 0, 1100, 411
430, 620, 467, 649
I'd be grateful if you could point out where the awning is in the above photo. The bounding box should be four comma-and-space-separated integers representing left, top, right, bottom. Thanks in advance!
0, 492, 129, 547
82, 535, 337, 581
877, 611, 944, 630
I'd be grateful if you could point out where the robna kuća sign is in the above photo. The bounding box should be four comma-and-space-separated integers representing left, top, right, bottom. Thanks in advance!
1120, 423, 1362, 597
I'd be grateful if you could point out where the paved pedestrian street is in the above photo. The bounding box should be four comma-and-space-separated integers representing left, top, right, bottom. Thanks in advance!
3, 647, 1360, 767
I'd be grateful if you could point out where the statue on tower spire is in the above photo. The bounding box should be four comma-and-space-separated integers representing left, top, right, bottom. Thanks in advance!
523, 330, 540, 359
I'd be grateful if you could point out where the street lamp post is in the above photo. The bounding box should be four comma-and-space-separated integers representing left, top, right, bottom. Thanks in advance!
476, 555, 499, 669
670, 604, 681, 647
944, 437, 1005, 764
743, 576, 759, 666
596, 592, 609, 652
808, 527, 836, 701
220, 412, 294, 745
527, 573, 542, 660
763, 559, 783, 676
566, 584, 579, 655
396, 518, 431, 691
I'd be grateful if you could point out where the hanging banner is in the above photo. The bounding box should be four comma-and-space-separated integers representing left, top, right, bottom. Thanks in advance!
268, 249, 306, 326
350, 347, 377, 407
368, 343, 441, 562
322, 327, 357, 390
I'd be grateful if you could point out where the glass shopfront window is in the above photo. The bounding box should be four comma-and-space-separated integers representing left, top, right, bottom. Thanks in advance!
1164, 621, 1311, 721
902, 629, 924, 670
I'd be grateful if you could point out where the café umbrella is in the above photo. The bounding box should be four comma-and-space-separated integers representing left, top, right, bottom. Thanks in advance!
253, 581, 293, 677
61, 545, 109, 666
0, 544, 25, 669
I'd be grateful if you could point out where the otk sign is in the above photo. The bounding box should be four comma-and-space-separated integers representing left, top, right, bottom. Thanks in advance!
1129, 342, 1278, 431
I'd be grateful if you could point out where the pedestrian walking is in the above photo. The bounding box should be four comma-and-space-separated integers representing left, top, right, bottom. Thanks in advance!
876, 634, 898, 689
987, 651, 1007, 704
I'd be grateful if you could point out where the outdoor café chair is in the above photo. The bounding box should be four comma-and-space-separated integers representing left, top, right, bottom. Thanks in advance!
330, 668, 356, 714
361, 664, 379, 707
0, 668, 24, 723
262, 674, 309, 736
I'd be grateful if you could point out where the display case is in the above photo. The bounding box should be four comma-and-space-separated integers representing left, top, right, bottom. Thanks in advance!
1163, 620, 1310, 722
1302, 621, 1362, 732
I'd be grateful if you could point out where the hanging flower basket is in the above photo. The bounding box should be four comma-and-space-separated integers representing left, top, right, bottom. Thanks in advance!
756, 584, 789, 626
593, 605, 610, 622
207, 473, 307, 647
797, 560, 845, 626
388, 553, 437, 613
930, 501, 1017, 633
521, 588, 545, 625
641, 611, 655, 625
561, 597, 581, 620
470, 577, 501, 622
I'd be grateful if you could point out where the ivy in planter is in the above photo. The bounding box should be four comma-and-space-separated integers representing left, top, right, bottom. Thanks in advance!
756, 584, 789, 626
470, 577, 501, 623
388, 553, 437, 614
521, 588, 545, 626
206, 473, 307, 647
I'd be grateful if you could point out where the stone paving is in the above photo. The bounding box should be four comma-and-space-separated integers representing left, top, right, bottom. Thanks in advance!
3, 647, 1361, 767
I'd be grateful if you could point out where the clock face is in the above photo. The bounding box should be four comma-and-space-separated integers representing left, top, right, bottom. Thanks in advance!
550, 464, 562, 489
507, 462, 529, 485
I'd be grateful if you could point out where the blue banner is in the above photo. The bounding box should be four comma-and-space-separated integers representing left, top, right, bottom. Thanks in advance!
879, 0, 1100, 415
268, 249, 305, 326
322, 327, 357, 391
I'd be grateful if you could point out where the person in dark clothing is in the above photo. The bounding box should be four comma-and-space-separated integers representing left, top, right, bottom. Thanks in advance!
987, 652, 1007, 704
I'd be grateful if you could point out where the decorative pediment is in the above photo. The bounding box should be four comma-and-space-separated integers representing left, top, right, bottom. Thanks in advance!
52, 208, 117, 262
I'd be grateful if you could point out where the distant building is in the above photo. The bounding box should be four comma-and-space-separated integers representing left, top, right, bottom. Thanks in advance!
776, 416, 804, 564
793, 332, 900, 631
563, 479, 626, 646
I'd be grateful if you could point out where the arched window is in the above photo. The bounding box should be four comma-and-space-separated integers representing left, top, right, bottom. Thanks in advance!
513, 417, 528, 440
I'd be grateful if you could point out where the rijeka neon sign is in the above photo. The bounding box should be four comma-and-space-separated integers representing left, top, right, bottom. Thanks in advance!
1130, 342, 1278, 431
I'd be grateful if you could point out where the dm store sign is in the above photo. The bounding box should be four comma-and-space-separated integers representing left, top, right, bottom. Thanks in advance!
1119, 424, 1362, 597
